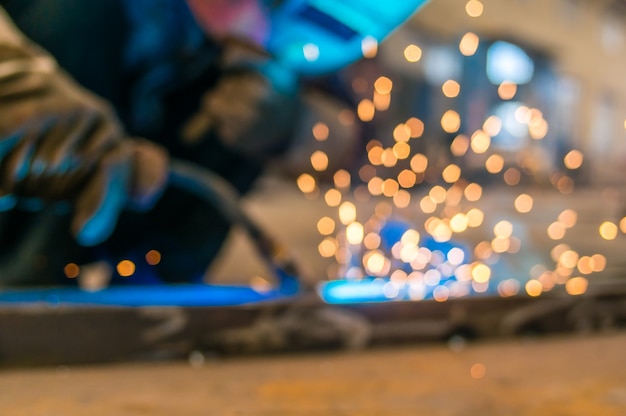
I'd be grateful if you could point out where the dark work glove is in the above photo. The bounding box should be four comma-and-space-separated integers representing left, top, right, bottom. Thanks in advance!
0, 16, 168, 246
182, 42, 300, 158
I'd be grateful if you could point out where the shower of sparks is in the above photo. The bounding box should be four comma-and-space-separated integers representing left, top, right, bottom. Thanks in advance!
291, 0, 617, 303
466, 0, 484, 18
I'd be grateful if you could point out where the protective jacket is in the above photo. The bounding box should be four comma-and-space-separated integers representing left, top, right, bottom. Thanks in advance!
0, 0, 300, 285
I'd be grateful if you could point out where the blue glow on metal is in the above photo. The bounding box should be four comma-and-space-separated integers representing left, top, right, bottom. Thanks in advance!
0, 283, 298, 308
318, 279, 390, 304
317, 278, 428, 304
380, 219, 472, 260
318, 218, 475, 305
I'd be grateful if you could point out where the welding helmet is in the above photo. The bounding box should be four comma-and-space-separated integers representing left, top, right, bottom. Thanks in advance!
187, 0, 429, 75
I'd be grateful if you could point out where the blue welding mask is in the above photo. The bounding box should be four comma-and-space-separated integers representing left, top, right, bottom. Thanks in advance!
187, 0, 429, 75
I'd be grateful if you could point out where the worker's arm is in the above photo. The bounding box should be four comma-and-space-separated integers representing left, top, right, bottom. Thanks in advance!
0, 7, 168, 246
180, 40, 301, 159
181, 39, 360, 174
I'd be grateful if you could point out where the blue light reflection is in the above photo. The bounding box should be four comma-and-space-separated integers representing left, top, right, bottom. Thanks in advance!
0, 283, 298, 308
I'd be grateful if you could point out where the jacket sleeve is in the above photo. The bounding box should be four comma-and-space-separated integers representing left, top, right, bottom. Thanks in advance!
0, 5, 23, 46
0, 5, 57, 81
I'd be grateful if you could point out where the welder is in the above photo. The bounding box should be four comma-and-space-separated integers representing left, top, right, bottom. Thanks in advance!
0, 0, 426, 286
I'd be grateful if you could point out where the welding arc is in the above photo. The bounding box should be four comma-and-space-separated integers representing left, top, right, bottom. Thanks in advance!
168, 158, 303, 290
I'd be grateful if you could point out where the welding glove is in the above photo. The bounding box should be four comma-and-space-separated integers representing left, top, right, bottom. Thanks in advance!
0, 13, 168, 246
182, 42, 300, 158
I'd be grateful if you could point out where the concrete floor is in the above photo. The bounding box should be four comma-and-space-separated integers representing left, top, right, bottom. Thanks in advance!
3, 177, 626, 414
0, 333, 625, 415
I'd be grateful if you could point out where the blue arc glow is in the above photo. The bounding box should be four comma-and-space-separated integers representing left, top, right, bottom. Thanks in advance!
318, 279, 391, 304
0, 284, 297, 308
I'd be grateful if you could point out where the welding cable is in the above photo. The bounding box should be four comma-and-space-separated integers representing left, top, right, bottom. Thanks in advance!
2, 155, 304, 290
167, 158, 303, 292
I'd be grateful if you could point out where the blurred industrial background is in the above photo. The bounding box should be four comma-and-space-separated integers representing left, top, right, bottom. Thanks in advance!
410, 0, 626, 184
214, 0, 626, 296
4, 0, 626, 414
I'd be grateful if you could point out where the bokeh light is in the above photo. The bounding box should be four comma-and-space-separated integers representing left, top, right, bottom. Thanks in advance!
117, 260, 135, 277
297, 173, 316, 194
374, 76, 393, 94
485, 154, 504, 174
318, 237, 338, 258
312, 122, 329, 141
565, 277, 588, 296
393, 142, 411, 159
398, 169, 418, 188
514, 194, 533, 213
503, 168, 521, 185
483, 116, 502, 137
406, 117, 425, 138
64, 263, 80, 279
525, 279, 543, 297
339, 202, 357, 225
472, 263, 491, 283
325, 188, 342, 206
441, 110, 462, 133
410, 153, 429, 173
346, 222, 365, 245
404, 44, 423, 62
145, 250, 161, 266
442, 164, 462, 183
466, 0, 484, 17
558, 209, 578, 228
564, 150, 584, 170
464, 183, 483, 202
333, 170, 351, 189
442, 80, 461, 98
310, 150, 329, 171
470, 130, 491, 154
317, 217, 336, 236
459, 32, 480, 56
430, 186, 447, 204
361, 36, 378, 58
393, 123, 411, 143
498, 81, 517, 100
467, 208, 485, 227
547, 222, 566, 240
599, 221, 618, 240
451, 135, 470, 156
358, 99, 376, 122
294, 0, 623, 310
591, 254, 607, 272
494, 220, 513, 238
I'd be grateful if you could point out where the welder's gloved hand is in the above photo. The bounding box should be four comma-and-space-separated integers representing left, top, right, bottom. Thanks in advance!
182, 67, 300, 158
71, 139, 169, 246
0, 42, 169, 246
